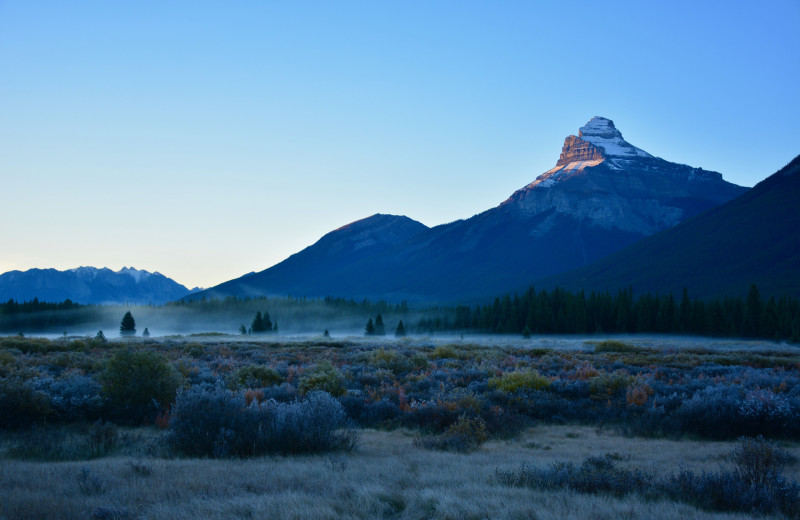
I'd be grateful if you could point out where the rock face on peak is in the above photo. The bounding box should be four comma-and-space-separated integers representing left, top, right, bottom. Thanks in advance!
0, 267, 198, 305
577, 117, 652, 159
192, 117, 749, 304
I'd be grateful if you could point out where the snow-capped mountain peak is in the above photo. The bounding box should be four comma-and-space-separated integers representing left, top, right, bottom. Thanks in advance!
578, 117, 652, 159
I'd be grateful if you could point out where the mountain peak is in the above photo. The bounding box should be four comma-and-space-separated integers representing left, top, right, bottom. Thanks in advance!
577, 117, 652, 159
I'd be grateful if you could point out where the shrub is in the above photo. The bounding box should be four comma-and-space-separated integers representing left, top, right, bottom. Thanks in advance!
232, 364, 284, 388
414, 413, 489, 453
593, 340, 643, 353
588, 371, 633, 397
100, 349, 180, 424
298, 360, 345, 397
497, 454, 654, 498
169, 385, 357, 457
489, 370, 550, 393
87, 420, 118, 457
33, 374, 103, 422
269, 391, 358, 454
674, 386, 751, 439
0, 376, 51, 429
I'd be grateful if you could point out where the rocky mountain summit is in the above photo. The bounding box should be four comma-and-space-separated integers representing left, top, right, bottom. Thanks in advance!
191, 117, 749, 303
503, 117, 742, 235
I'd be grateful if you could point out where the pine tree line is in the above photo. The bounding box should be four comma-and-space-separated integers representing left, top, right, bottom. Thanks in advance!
417, 285, 800, 341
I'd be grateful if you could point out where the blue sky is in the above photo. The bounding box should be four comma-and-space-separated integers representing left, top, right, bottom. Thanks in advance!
1, 1, 798, 289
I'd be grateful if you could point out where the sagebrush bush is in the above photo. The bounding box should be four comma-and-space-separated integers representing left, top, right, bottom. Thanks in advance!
100, 349, 180, 424
488, 370, 550, 393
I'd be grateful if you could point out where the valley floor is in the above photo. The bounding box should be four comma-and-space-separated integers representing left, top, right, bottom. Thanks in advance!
2, 425, 796, 520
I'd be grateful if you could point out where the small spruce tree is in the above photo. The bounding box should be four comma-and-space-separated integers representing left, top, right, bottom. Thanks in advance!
95, 330, 106, 342
324, 329, 330, 337
375, 313, 386, 336
395, 320, 406, 337
522, 324, 532, 338
142, 327, 150, 338
120, 311, 136, 337
239, 324, 247, 335
365, 318, 376, 336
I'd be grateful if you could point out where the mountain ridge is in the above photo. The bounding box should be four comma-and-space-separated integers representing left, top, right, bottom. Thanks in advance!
0, 266, 199, 305
191, 116, 748, 303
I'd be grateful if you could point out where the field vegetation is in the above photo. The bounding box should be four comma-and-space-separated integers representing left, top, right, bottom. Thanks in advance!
2, 334, 800, 518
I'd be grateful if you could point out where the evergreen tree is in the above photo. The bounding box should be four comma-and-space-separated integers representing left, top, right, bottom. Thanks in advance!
395, 320, 406, 337
251, 311, 266, 333
95, 330, 106, 342
365, 318, 375, 336
375, 313, 386, 335
522, 324, 532, 338
239, 324, 247, 335
120, 311, 136, 337
323, 329, 330, 337
263, 311, 273, 331
142, 327, 150, 338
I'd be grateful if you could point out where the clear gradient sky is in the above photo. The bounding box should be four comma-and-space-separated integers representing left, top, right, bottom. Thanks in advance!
2, 1, 799, 289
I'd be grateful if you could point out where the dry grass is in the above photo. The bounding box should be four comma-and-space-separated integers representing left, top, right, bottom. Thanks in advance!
2, 425, 797, 520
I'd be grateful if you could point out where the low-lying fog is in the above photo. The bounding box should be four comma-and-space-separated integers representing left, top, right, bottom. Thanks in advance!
17, 330, 796, 353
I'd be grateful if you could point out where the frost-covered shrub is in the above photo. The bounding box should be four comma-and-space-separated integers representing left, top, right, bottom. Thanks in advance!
665, 438, 800, 517
169, 386, 356, 457
269, 391, 356, 454
497, 454, 654, 497
168, 385, 251, 457
739, 389, 794, 436
33, 374, 103, 421
675, 385, 744, 439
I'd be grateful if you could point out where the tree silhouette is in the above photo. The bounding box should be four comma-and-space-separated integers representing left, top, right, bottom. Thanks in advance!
120, 311, 136, 337
375, 313, 386, 336
395, 320, 406, 337
365, 318, 375, 336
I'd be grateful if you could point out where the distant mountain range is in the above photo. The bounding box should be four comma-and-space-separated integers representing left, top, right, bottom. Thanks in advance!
0, 267, 199, 305
191, 117, 748, 303
537, 155, 800, 299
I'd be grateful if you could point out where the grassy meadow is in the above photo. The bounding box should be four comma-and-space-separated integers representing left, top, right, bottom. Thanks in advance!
2, 334, 800, 519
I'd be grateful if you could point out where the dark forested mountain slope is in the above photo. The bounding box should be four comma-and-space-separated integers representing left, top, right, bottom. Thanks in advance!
537, 155, 800, 299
